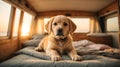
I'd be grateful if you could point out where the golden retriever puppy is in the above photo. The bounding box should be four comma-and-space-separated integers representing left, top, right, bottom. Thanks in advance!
35, 15, 82, 61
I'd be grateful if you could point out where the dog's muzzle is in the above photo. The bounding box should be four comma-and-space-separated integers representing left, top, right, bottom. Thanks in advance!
56, 28, 64, 36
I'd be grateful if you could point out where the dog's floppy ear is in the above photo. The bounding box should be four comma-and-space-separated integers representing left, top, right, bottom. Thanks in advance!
45, 17, 54, 34
68, 18, 76, 34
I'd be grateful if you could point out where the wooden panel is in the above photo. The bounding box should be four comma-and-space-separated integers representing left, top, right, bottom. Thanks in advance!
0, 37, 29, 62
0, 38, 18, 62
72, 33, 113, 47
20, 36, 30, 46
72, 33, 88, 41
38, 11, 95, 17
87, 36, 113, 47
98, 0, 118, 16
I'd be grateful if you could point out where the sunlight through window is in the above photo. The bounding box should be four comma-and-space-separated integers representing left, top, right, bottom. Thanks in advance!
0, 0, 11, 36
71, 18, 90, 33
13, 8, 20, 36
21, 12, 32, 36
44, 18, 90, 33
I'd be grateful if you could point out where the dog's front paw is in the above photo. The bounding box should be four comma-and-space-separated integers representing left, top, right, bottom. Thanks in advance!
71, 55, 82, 61
51, 55, 62, 61
35, 47, 43, 52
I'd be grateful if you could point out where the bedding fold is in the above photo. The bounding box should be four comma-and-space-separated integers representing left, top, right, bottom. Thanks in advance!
15, 47, 50, 60
15, 47, 73, 60
15, 47, 100, 60
15, 46, 120, 60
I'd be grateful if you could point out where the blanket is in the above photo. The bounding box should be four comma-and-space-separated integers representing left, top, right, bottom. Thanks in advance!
15, 47, 73, 60
1, 46, 120, 67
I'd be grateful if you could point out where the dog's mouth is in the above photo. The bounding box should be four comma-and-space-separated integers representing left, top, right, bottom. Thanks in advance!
56, 33, 65, 39
55, 35, 66, 40
56, 33, 64, 36
55, 34, 66, 40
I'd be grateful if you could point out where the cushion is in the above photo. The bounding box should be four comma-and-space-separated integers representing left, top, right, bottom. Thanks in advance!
72, 39, 95, 48
86, 44, 112, 50
23, 40, 41, 47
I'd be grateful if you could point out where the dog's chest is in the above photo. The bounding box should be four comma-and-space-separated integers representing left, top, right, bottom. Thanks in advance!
57, 41, 67, 54
58, 41, 64, 46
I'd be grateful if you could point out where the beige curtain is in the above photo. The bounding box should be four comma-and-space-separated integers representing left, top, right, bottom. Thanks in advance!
31, 16, 45, 35
90, 16, 101, 33
29, 16, 36, 36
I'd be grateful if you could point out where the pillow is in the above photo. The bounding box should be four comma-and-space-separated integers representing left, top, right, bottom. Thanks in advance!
31, 33, 47, 40
23, 40, 41, 47
23, 34, 47, 47
86, 44, 112, 50
72, 39, 95, 48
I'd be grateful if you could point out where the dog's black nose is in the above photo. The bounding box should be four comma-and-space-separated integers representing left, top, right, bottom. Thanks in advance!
58, 28, 63, 33
57, 28, 64, 36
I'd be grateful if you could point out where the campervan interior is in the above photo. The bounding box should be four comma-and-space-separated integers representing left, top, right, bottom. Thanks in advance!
0, 0, 120, 67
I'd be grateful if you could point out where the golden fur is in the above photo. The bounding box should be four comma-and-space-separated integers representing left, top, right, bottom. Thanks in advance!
35, 15, 82, 61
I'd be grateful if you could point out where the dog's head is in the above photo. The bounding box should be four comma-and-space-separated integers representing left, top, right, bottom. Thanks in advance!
45, 15, 76, 39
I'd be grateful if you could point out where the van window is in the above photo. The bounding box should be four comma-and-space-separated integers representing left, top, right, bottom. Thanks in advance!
71, 18, 90, 33
21, 12, 32, 36
106, 17, 119, 32
13, 8, 21, 36
0, 0, 11, 36
44, 18, 90, 33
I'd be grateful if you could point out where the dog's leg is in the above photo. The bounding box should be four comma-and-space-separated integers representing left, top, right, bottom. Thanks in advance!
35, 42, 43, 52
68, 49, 82, 61
46, 49, 62, 61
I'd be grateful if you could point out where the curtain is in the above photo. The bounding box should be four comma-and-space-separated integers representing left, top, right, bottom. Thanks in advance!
98, 17, 106, 33
90, 16, 102, 33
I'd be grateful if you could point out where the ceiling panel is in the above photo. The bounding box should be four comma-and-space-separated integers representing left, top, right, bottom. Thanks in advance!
27, 0, 115, 12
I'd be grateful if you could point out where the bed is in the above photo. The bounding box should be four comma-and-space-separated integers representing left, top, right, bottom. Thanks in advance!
0, 34, 120, 67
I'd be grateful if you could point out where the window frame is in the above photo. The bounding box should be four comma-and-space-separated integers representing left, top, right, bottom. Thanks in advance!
0, 1, 33, 39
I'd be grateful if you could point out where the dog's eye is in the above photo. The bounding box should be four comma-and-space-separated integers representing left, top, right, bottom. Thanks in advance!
53, 23, 57, 26
63, 23, 68, 26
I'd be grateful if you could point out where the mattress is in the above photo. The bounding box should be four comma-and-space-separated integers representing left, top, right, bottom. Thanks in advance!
0, 46, 120, 67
